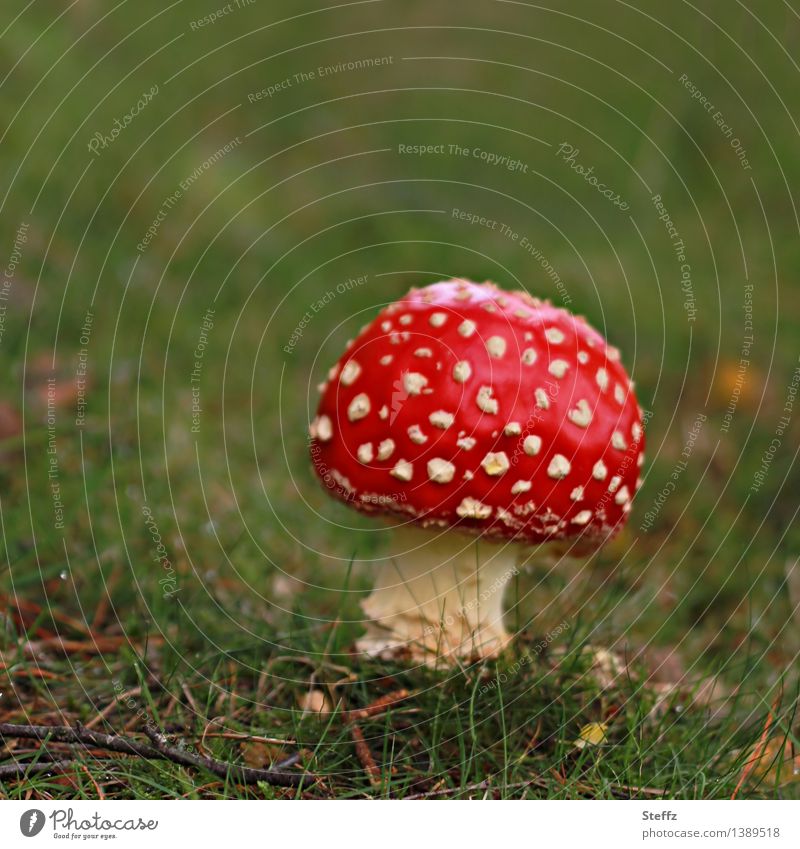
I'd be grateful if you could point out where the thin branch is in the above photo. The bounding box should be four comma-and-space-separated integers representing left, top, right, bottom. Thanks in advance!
341, 688, 410, 787
0, 723, 161, 758
0, 723, 313, 789
350, 725, 381, 786
341, 689, 410, 722
141, 727, 311, 788
0, 760, 82, 781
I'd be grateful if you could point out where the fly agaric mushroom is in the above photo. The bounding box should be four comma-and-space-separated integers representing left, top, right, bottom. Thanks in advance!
309, 280, 645, 662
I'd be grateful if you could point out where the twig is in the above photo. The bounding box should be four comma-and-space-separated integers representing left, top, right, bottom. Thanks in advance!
350, 725, 381, 786
341, 689, 410, 722
0, 760, 82, 781
0, 723, 161, 758
405, 776, 549, 799
0, 661, 60, 680
0, 723, 313, 789
83, 687, 142, 730
201, 732, 297, 746
141, 727, 310, 788
91, 564, 123, 631
1, 594, 90, 636
342, 688, 410, 787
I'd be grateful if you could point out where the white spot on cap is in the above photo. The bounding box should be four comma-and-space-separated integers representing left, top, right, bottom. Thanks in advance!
379, 405, 389, 420
632, 422, 642, 442
476, 386, 499, 414
429, 410, 454, 429
399, 314, 413, 325
637, 453, 645, 468
453, 360, 472, 383
403, 372, 428, 395
593, 459, 608, 480
414, 347, 433, 358
534, 388, 550, 409
381, 320, 392, 332
608, 476, 622, 493
504, 422, 522, 436
427, 458, 455, 483
407, 424, 428, 444
545, 328, 565, 344
310, 415, 333, 441
522, 348, 537, 365
331, 470, 353, 492
357, 443, 373, 463
348, 394, 370, 421
612, 431, 628, 450
486, 336, 507, 358
570, 486, 584, 501
429, 312, 447, 327
511, 480, 532, 494
577, 351, 589, 364
548, 359, 569, 379
457, 436, 476, 450
458, 319, 476, 337
340, 360, 362, 386
390, 459, 413, 481
456, 497, 492, 519
377, 439, 395, 460
614, 384, 626, 404
615, 485, 630, 505
328, 364, 340, 381
380, 355, 393, 366
481, 451, 510, 476
608, 346, 621, 361
547, 454, 571, 478
523, 435, 542, 456
596, 368, 609, 392
567, 399, 592, 428
571, 510, 592, 526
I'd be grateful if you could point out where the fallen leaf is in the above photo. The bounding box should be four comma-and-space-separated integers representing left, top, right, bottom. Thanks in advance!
575, 722, 608, 749
298, 689, 331, 715
240, 740, 286, 768
750, 737, 800, 787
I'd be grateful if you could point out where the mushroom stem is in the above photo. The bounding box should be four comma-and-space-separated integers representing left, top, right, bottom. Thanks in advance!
356, 526, 518, 663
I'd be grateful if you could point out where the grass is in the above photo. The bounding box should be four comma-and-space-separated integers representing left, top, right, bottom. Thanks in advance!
1, 0, 799, 798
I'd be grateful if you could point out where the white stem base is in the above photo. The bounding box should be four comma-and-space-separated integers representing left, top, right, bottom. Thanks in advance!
356, 526, 517, 664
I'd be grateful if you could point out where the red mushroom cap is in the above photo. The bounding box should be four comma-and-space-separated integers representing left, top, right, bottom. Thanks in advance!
309, 280, 645, 546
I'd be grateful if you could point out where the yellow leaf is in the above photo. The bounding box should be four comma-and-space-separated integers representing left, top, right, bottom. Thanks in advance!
575, 722, 608, 749
751, 738, 800, 786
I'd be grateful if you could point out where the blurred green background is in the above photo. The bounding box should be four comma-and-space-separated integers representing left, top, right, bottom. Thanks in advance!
1, 0, 798, 769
